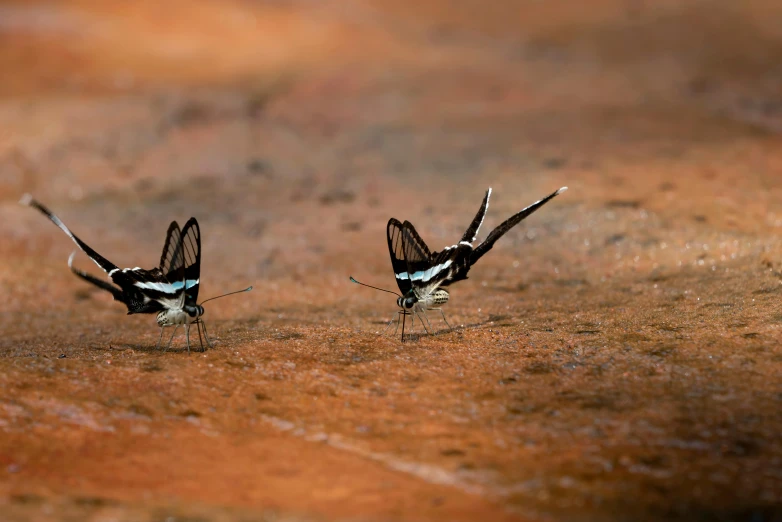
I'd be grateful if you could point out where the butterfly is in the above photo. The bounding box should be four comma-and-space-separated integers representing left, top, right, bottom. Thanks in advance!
351, 186, 567, 340
20, 194, 252, 352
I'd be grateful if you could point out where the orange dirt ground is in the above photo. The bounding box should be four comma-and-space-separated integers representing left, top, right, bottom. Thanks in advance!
2, 1, 782, 520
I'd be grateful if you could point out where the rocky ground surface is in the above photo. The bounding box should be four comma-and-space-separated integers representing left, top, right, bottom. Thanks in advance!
2, 1, 782, 520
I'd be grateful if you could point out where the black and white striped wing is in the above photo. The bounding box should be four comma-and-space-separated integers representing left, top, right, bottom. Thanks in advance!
107, 218, 201, 313
154, 218, 199, 303
160, 221, 184, 282
388, 218, 465, 299
124, 220, 186, 311
179, 218, 201, 306
400, 221, 457, 293
387, 218, 415, 295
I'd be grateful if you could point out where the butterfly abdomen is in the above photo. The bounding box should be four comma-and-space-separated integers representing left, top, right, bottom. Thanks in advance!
434, 289, 450, 305
426, 289, 450, 307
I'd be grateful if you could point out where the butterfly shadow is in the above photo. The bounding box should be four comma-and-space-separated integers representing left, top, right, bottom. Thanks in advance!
95, 322, 212, 354
375, 309, 470, 342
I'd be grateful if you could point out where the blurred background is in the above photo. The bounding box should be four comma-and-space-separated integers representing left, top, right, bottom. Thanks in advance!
2, 1, 782, 521
4, 0, 782, 299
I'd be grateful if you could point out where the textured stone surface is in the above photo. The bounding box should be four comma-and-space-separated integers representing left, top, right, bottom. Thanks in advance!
2, 1, 782, 520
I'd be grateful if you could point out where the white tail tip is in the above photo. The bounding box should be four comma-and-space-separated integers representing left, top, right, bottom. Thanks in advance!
19, 193, 33, 206
556, 186, 568, 194
67, 251, 76, 268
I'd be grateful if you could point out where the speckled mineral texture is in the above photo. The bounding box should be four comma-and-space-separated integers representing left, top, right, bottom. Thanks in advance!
2, 1, 782, 521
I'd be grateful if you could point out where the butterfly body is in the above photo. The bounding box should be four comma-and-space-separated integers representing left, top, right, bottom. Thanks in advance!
156, 304, 204, 327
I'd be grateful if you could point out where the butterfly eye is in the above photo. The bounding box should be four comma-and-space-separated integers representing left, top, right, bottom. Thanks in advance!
404, 298, 416, 309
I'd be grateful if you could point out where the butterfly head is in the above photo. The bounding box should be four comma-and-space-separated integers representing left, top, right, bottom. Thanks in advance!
185, 304, 205, 318
397, 293, 418, 310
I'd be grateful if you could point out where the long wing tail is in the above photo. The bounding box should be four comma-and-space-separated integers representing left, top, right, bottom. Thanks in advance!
68, 252, 125, 302
20, 194, 119, 274
470, 187, 567, 265
460, 188, 491, 243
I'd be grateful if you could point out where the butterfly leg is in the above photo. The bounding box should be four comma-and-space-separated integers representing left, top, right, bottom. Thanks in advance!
429, 308, 454, 333
156, 327, 166, 350
380, 311, 401, 337
185, 324, 192, 355
195, 320, 205, 352
407, 310, 423, 340
416, 310, 432, 335
438, 309, 454, 332
199, 320, 213, 349
418, 309, 435, 335
164, 325, 179, 352
380, 317, 395, 336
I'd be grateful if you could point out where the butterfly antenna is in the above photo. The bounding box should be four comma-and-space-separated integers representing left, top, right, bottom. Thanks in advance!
200, 286, 253, 305
349, 276, 401, 297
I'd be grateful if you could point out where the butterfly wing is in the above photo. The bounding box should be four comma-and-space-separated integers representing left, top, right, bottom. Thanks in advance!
432, 243, 473, 288
460, 188, 491, 243
388, 215, 472, 298
121, 217, 203, 313
387, 219, 413, 294
429, 188, 491, 287
180, 218, 201, 305
389, 217, 447, 298
399, 221, 465, 299
470, 186, 567, 266
399, 221, 433, 280
160, 221, 184, 281
67, 252, 125, 302
122, 220, 186, 312
20, 194, 119, 274
19, 195, 147, 309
